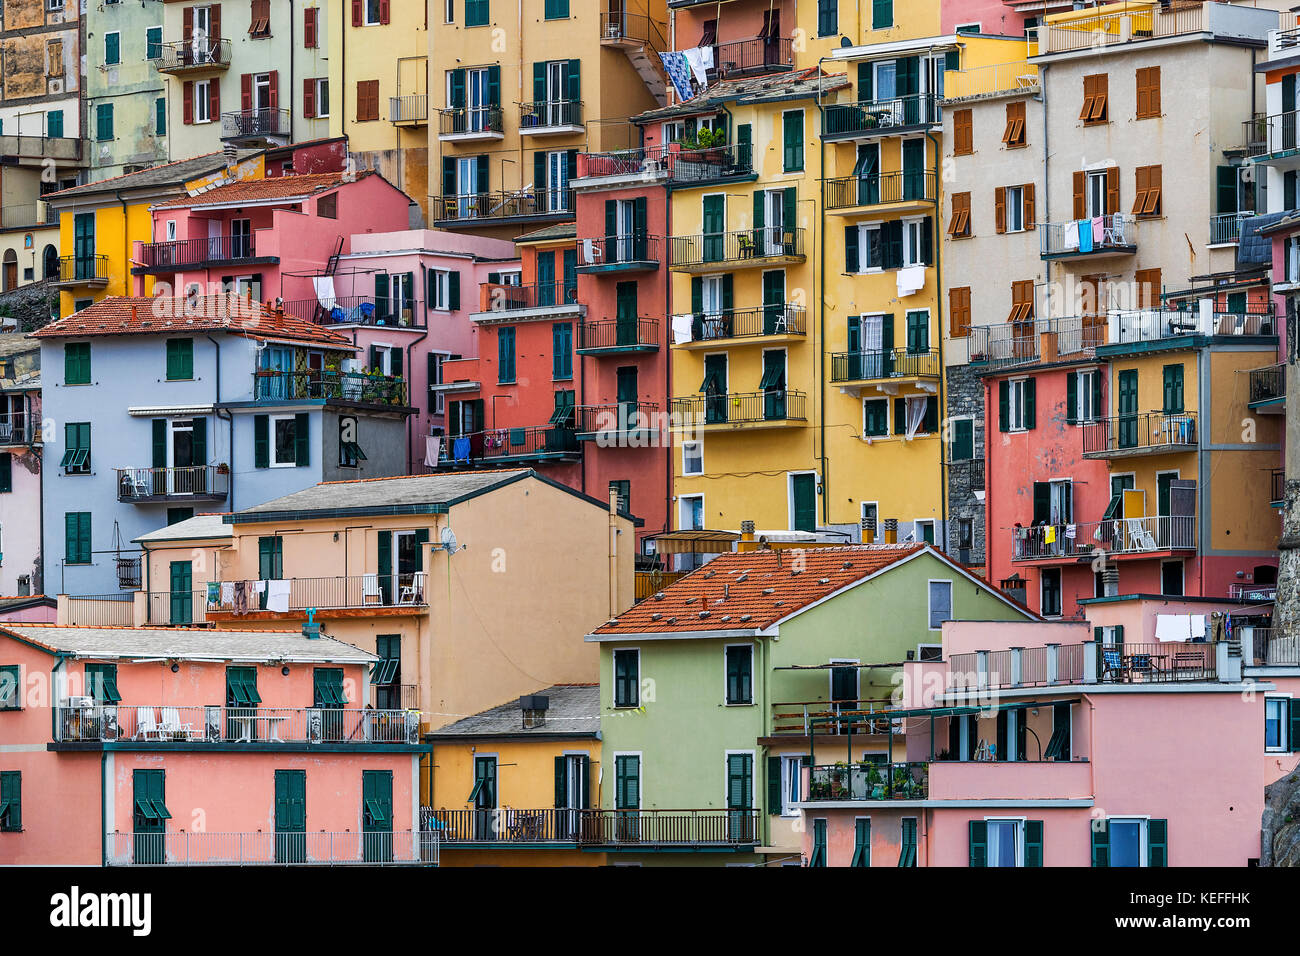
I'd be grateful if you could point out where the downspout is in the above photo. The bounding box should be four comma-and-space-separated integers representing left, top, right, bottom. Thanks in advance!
407, 267, 431, 472
289, 0, 296, 145
608, 486, 618, 619
115, 190, 128, 295
926, 129, 947, 549
206, 335, 231, 516
35, 390, 44, 594
817, 62, 830, 526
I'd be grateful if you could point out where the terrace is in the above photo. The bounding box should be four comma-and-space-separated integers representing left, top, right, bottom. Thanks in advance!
823, 170, 937, 213
672, 305, 806, 348
423, 807, 759, 848
153, 37, 231, 74
1040, 215, 1136, 261
1080, 411, 1198, 459
1012, 514, 1196, 562
470, 280, 582, 321
576, 317, 660, 354
1210, 211, 1253, 246
201, 573, 429, 617
220, 108, 292, 145
670, 390, 807, 428
575, 234, 661, 273
822, 94, 942, 142
437, 107, 505, 142
948, 640, 1224, 690
942, 62, 1040, 102
280, 296, 422, 328
50, 255, 109, 288
116, 466, 229, 504
669, 227, 806, 272
574, 402, 662, 444
574, 143, 754, 188
965, 315, 1106, 370
250, 369, 408, 409
1105, 307, 1276, 348
55, 704, 419, 746
105, 830, 434, 866
1035, 3, 1249, 56
137, 234, 272, 272
430, 188, 574, 227
830, 348, 940, 386
1243, 627, 1300, 667
437, 425, 582, 468
0, 412, 34, 446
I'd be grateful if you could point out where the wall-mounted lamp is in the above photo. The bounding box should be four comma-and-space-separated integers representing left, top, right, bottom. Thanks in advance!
170, 662, 179, 673
281, 666, 291, 676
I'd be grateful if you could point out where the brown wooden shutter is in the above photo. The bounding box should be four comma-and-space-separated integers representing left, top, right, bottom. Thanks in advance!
995, 186, 1007, 234
210, 5, 221, 40
379, 0, 391, 24
303, 78, 316, 118
268, 70, 279, 109
1105, 166, 1120, 215
954, 109, 972, 156
183, 5, 194, 40
183, 80, 194, 125
949, 287, 971, 337
304, 7, 318, 48
1135, 268, 1161, 309
1024, 182, 1036, 230
1072, 171, 1086, 220
209, 80, 220, 120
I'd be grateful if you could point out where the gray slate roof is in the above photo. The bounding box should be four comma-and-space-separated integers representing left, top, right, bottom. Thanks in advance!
1, 624, 377, 663
1238, 211, 1291, 264
43, 151, 253, 203
429, 684, 600, 738
635, 67, 849, 122
134, 513, 234, 544
515, 221, 577, 243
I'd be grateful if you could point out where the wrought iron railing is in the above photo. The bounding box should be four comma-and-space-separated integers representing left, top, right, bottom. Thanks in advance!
1081, 411, 1197, 455
948, 458, 985, 496
0, 201, 54, 228
280, 296, 419, 327
55, 255, 109, 284
431, 188, 574, 222
678, 304, 806, 342
105, 830, 431, 866
1244, 108, 1300, 157
0, 413, 32, 445
478, 279, 578, 312
1040, 214, 1134, 256
204, 574, 428, 613
1273, 469, 1286, 504
824, 170, 937, 209
220, 108, 291, 140
578, 317, 659, 351
1250, 364, 1285, 405
807, 763, 929, 801
599, 12, 667, 52
577, 145, 672, 179
707, 35, 794, 76
574, 402, 660, 437
670, 389, 807, 425
823, 94, 941, 138
1210, 212, 1253, 245
670, 227, 805, 268
251, 369, 407, 406
389, 95, 428, 123
153, 37, 231, 71
116, 466, 229, 502
57, 704, 418, 744
440, 425, 581, 466
520, 99, 583, 130
1013, 514, 1196, 560
666, 142, 755, 184
1110, 308, 1276, 343
831, 348, 939, 382
1097, 641, 1216, 683
438, 106, 504, 136
138, 234, 257, 268
575, 234, 660, 267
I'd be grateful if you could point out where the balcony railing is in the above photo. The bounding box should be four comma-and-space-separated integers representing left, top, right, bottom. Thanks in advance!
831, 348, 940, 383
0, 413, 33, 446
0, 201, 54, 229
204, 574, 428, 614
142, 590, 210, 626
575, 234, 660, 269
1230, 583, 1277, 601
1247, 628, 1300, 666
1243, 109, 1299, 158
280, 296, 420, 328
422, 807, 755, 846
670, 227, 805, 269
677, 305, 807, 343
54, 255, 110, 285
1081, 411, 1197, 456
1109, 308, 1276, 344
770, 698, 897, 736
431, 188, 574, 223
138, 235, 258, 269
477, 279, 578, 313
705, 35, 794, 77
105, 830, 432, 866
670, 390, 807, 426
967, 315, 1106, 369
220, 108, 291, 141
116, 466, 229, 502
949, 640, 1217, 689
599, 12, 667, 53
825, 171, 936, 209
437, 106, 504, 137
252, 369, 408, 407
807, 762, 929, 802
666, 142, 754, 184
577, 145, 672, 180
439, 425, 581, 467
1249, 365, 1285, 405
577, 317, 659, 352
1012, 514, 1196, 560
1210, 212, 1253, 245
943, 62, 1040, 101
823, 95, 941, 139
520, 99, 583, 131
56, 704, 419, 745
1037, 4, 1211, 54
574, 402, 661, 439
390, 95, 428, 125
153, 37, 231, 72
1040, 214, 1135, 257
63, 594, 136, 628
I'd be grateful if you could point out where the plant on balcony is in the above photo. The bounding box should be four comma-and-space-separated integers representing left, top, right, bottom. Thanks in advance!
675, 127, 727, 163
216, 462, 230, 475
866, 763, 886, 800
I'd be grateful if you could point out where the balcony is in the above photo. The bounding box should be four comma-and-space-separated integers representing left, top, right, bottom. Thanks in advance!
577, 317, 660, 354
424, 807, 759, 848
51, 255, 109, 289
0, 413, 34, 446
63, 594, 136, 627
1012, 514, 1196, 562
949, 640, 1220, 690
807, 762, 929, 802
823, 95, 941, 142
1249, 364, 1285, 412
281, 296, 422, 328
670, 390, 807, 429
251, 369, 409, 409
770, 698, 897, 736
574, 402, 662, 444
1081, 411, 1197, 459
437, 107, 505, 142
1107, 308, 1276, 348
220, 108, 291, 145
0, 134, 82, 166
1245, 627, 1300, 667
55, 704, 419, 746
137, 234, 268, 272
139, 590, 209, 626
669, 227, 805, 272
471, 279, 581, 321
519, 99, 584, 136
390, 95, 428, 127
439, 425, 581, 468
1035, 3, 1234, 56
672, 305, 806, 348
702, 35, 794, 79
1243, 110, 1300, 167
664, 142, 755, 186
106, 830, 432, 866
0, 201, 54, 229
153, 37, 231, 74
576, 145, 673, 186
949, 458, 985, 498
824, 170, 937, 213
831, 348, 940, 385
1040, 215, 1136, 261
967, 316, 1105, 370
431, 188, 574, 227
1210, 211, 1253, 245
116, 466, 229, 504
202, 574, 429, 617
575, 234, 660, 273
943, 62, 1040, 102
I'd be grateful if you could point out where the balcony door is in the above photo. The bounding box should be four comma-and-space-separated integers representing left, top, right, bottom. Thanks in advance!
258, 345, 294, 400
230, 218, 252, 259
132, 769, 168, 864
471, 756, 497, 840
362, 770, 393, 862
702, 194, 725, 263
166, 417, 207, 495
169, 560, 193, 625
830, 662, 859, 732
791, 472, 816, 533
616, 366, 638, 431
854, 143, 880, 206
902, 138, 925, 201
556, 753, 588, 840
725, 753, 753, 842
860, 313, 889, 379
759, 9, 780, 66
73, 212, 95, 279
703, 353, 727, 424
545, 150, 569, 212
615, 281, 637, 346
468, 67, 491, 131
762, 189, 787, 256
762, 270, 785, 334
274, 770, 306, 863
456, 157, 480, 216
544, 61, 566, 125
1117, 369, 1138, 449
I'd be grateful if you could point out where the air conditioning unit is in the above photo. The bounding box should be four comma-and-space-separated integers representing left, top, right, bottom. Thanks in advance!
48, 78, 63, 95
65, 696, 93, 709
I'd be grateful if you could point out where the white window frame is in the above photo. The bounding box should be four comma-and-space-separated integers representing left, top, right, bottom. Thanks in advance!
913, 518, 936, 543
860, 501, 879, 537
1103, 816, 1152, 867
1005, 185, 1025, 233
429, 269, 451, 310
901, 216, 925, 268
682, 440, 703, 476
853, 222, 883, 273
679, 493, 704, 530
270, 413, 300, 468
165, 220, 177, 241
364, 0, 383, 26
194, 79, 212, 123
661, 120, 684, 144
779, 755, 802, 817
786, 469, 817, 533
1008, 377, 1029, 431
927, 578, 952, 630
1086, 170, 1107, 219
1265, 696, 1291, 753
104, 31, 120, 65
428, 350, 449, 415
723, 643, 754, 706
1075, 367, 1101, 423
444, 0, 455, 24
983, 817, 1026, 867
313, 78, 330, 118
917, 643, 943, 662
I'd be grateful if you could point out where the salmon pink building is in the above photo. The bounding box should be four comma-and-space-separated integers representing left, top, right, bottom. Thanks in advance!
797, 595, 1297, 867
0, 624, 428, 866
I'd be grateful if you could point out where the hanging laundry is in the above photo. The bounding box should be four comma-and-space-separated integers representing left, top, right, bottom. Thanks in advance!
453, 435, 471, 462
671, 313, 695, 345
1077, 220, 1094, 253
425, 435, 441, 467
266, 580, 291, 614
682, 46, 713, 87
1063, 220, 1080, 251
658, 51, 696, 101
1092, 216, 1105, 243
1045, 525, 1057, 544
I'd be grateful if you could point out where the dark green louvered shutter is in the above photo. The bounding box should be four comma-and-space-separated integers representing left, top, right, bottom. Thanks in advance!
294, 413, 309, 466
533, 150, 546, 195
449, 69, 466, 109
923, 396, 938, 433
533, 62, 546, 101
1023, 377, 1036, 429
691, 277, 703, 314
566, 60, 581, 102
851, 818, 870, 867
1025, 820, 1043, 867
487, 65, 500, 107
893, 397, 905, 435
1290, 699, 1300, 753
1032, 482, 1050, 525
858, 62, 872, 101
152, 419, 167, 469
998, 380, 1010, 432
0, 453, 9, 494
766, 756, 782, 815
1148, 820, 1167, 867
969, 820, 987, 867
1091, 823, 1109, 867
448, 270, 460, 311
374, 273, 390, 319
442, 156, 455, 195
1216, 166, 1238, 214
845, 225, 859, 272
1066, 373, 1078, 424
253, 414, 269, 468
782, 110, 803, 172
605, 199, 616, 243
476, 155, 490, 191
192, 417, 206, 466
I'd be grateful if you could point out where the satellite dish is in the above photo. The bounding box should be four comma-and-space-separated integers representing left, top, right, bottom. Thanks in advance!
440, 527, 459, 554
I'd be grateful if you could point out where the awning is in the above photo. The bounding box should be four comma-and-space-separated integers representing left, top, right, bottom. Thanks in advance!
648, 529, 740, 555
128, 404, 215, 417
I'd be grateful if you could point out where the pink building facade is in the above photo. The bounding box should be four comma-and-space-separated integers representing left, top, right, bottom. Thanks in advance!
0, 624, 426, 867
798, 600, 1297, 867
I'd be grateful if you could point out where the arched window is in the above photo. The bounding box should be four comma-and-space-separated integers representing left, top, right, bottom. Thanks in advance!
2, 249, 17, 292
42, 244, 58, 280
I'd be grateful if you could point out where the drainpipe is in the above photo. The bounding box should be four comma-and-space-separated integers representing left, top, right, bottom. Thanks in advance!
115, 190, 128, 294
206, 334, 233, 511
289, 0, 297, 145
407, 267, 430, 472
926, 129, 947, 550
608, 485, 619, 619
816, 61, 830, 526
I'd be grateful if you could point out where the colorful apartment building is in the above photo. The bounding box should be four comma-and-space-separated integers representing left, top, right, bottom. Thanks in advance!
426, 683, 606, 866
0, 622, 428, 866
428, 0, 666, 240
799, 594, 1295, 866
83, 0, 167, 178
0, 334, 41, 596
586, 542, 1033, 865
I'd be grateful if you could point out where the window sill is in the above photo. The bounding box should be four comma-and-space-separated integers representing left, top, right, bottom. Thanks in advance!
725, 701, 754, 708
612, 704, 639, 711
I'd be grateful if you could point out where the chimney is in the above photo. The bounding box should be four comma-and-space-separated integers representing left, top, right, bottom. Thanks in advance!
302, 609, 321, 639
741, 520, 755, 542
883, 518, 898, 544
860, 515, 876, 544
520, 695, 549, 729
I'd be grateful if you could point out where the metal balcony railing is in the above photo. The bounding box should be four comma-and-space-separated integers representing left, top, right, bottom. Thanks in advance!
440, 425, 581, 467
1210, 211, 1253, 245
706, 35, 794, 77
1037, 4, 1210, 54
432, 188, 574, 223
519, 99, 583, 130
574, 402, 660, 438
105, 830, 432, 866
1081, 411, 1198, 456
823, 94, 941, 138
204, 574, 429, 613
807, 763, 929, 801
252, 369, 407, 406
1012, 514, 1196, 560
831, 348, 940, 382
1242, 109, 1299, 157
389, 95, 428, 124
1040, 214, 1134, 256
666, 142, 754, 184
63, 594, 135, 628
1110, 308, 1276, 344
943, 62, 1040, 100
966, 316, 1106, 369
0, 201, 54, 229
1249, 364, 1285, 405
56, 704, 418, 745
578, 317, 659, 351
0, 413, 33, 445
670, 389, 807, 425
670, 227, 805, 268
437, 106, 504, 137
220, 108, 291, 140
116, 466, 229, 502
824, 170, 937, 209
153, 37, 231, 72
54, 255, 109, 284
575, 234, 660, 268
678, 305, 806, 342
599, 12, 667, 52
1250, 628, 1300, 666
478, 279, 578, 313
577, 145, 673, 179
141, 590, 209, 626
138, 234, 257, 269
422, 807, 763, 848
949, 458, 985, 496
280, 296, 420, 327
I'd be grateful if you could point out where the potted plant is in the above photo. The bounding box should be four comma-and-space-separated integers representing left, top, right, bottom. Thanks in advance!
866, 763, 885, 800
215, 462, 230, 476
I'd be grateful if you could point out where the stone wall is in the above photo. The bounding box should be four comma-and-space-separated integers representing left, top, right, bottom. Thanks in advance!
945, 361, 986, 568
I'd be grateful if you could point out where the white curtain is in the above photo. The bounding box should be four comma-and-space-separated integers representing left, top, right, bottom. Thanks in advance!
905, 396, 926, 439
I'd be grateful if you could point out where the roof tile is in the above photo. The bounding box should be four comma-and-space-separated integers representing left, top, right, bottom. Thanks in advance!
154, 170, 372, 209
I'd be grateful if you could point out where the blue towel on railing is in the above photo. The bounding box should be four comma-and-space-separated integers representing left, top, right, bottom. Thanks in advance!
453, 436, 470, 462
1077, 219, 1094, 253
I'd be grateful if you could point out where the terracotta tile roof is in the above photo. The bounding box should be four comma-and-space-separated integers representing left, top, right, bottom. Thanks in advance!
635, 66, 850, 123
30, 295, 353, 347
153, 170, 373, 209
593, 544, 929, 635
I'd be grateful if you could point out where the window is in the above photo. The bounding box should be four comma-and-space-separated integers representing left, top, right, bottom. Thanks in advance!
815, 0, 838, 35
167, 508, 194, 526
309, 78, 330, 118
1160, 363, 1185, 414
947, 192, 971, 238
949, 286, 971, 337
356, 80, 380, 121
1080, 73, 1108, 125
1265, 698, 1296, 752
608, 480, 630, 513
0, 772, 19, 832
104, 32, 121, 66
249, 0, 272, 36
94, 103, 114, 141
846, 222, 883, 272
682, 441, 703, 476
950, 418, 974, 461
1068, 368, 1103, 424
872, 0, 892, 31
970, 819, 1042, 867
497, 326, 516, 384
782, 110, 804, 172
339, 416, 366, 467
1041, 568, 1062, 617
1132, 165, 1163, 217
928, 580, 952, 630
0, 453, 10, 494
47, 38, 64, 77
444, 0, 454, 23
1008, 280, 1034, 322
779, 756, 803, 817
901, 218, 929, 268
258, 535, 283, 580
465, 0, 489, 28
552, 322, 573, 380
863, 398, 889, 437
65, 512, 91, 564
613, 649, 639, 708
999, 377, 1036, 432
154, 96, 167, 136
64, 345, 92, 385
725, 645, 753, 705
193, 79, 212, 123
166, 338, 194, 380
85, 663, 122, 704
996, 185, 1034, 234
544, 0, 569, 19
428, 269, 459, 311
615, 754, 640, 811
1002, 100, 1026, 147
0, 665, 18, 709
899, 817, 917, 866
1136, 66, 1161, 119
1094, 818, 1167, 867
269, 413, 308, 467
952, 109, 972, 156
61, 422, 90, 475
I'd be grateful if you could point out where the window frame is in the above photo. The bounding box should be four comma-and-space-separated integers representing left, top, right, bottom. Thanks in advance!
927, 578, 953, 631
724, 643, 754, 706
270, 413, 299, 468
612, 647, 640, 709
1265, 696, 1291, 753
0, 665, 19, 710
682, 440, 703, 476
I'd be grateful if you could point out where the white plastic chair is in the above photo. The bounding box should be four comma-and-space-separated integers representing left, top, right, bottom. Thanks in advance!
160, 707, 195, 739
135, 706, 160, 740
399, 571, 428, 605
362, 573, 382, 605
1124, 518, 1158, 552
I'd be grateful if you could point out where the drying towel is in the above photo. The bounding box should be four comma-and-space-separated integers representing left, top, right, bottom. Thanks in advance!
254, 580, 267, 596
425, 435, 441, 467
1077, 220, 1094, 253
1092, 217, 1104, 243
671, 313, 695, 345
1065, 523, 1077, 540
1191, 615, 1207, 639
312, 276, 337, 309
658, 51, 696, 102
682, 47, 712, 87
207, 582, 220, 605
1063, 220, 1080, 251
896, 265, 926, 298
220, 581, 235, 607
266, 579, 291, 614
233, 580, 247, 614
1045, 525, 1057, 544
1155, 614, 1192, 642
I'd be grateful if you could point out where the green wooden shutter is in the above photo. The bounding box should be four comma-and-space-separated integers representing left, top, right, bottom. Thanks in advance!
1025, 820, 1044, 867
554, 756, 567, 808
766, 756, 782, 815
1066, 372, 1078, 423
872, 0, 892, 30
253, 414, 269, 468
294, 413, 309, 466
858, 62, 872, 101
448, 270, 460, 311
374, 273, 390, 319
0, 772, 21, 831
1032, 482, 1050, 524
1147, 820, 1167, 867
1023, 377, 1036, 429
969, 820, 987, 867
1290, 699, 1300, 753
736, 123, 752, 169
952, 419, 973, 461
893, 397, 905, 435
782, 111, 804, 172
722, 274, 734, 314
1091, 823, 1110, 867
851, 818, 871, 867
191, 417, 206, 466
752, 190, 764, 235
1216, 165, 1238, 214
845, 225, 859, 273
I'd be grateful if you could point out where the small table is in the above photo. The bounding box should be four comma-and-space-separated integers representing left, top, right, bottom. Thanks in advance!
229, 714, 288, 743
